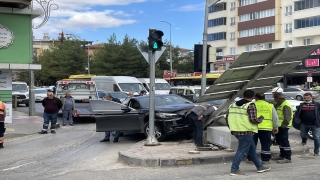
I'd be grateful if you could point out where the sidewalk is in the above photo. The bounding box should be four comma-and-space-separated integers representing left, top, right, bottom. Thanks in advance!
5, 110, 60, 140
118, 139, 314, 167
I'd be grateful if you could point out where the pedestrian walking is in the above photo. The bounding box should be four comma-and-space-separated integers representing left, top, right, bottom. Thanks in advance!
61, 91, 75, 126
294, 92, 320, 156
185, 103, 215, 148
272, 92, 293, 163
39, 91, 63, 134
0, 101, 6, 148
227, 90, 270, 176
100, 93, 122, 143
247, 93, 279, 164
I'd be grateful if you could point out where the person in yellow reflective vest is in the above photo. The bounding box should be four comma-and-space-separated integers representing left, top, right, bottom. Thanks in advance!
272, 92, 293, 163
226, 90, 271, 176
247, 93, 279, 164
0, 101, 6, 149
312, 84, 319, 91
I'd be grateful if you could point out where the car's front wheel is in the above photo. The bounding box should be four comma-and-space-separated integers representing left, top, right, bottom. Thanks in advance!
144, 122, 165, 141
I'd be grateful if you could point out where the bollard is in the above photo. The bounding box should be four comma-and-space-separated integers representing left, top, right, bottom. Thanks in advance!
12, 95, 17, 111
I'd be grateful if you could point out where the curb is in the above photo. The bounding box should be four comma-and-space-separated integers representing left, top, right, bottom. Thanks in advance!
118, 146, 310, 167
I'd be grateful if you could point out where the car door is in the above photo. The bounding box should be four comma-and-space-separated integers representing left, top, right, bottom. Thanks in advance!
91, 100, 144, 132
284, 88, 295, 98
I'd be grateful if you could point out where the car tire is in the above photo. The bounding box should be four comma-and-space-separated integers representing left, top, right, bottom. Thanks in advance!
143, 122, 165, 141
296, 95, 303, 101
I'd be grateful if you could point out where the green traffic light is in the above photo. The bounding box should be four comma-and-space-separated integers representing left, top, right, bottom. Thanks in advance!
152, 42, 158, 49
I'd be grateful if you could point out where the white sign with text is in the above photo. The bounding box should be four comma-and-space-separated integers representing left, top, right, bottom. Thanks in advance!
0, 24, 14, 48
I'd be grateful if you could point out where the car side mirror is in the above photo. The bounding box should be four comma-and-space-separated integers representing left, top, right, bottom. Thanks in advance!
121, 106, 131, 112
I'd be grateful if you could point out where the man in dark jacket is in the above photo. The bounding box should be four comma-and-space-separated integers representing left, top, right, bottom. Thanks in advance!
100, 93, 122, 143
294, 92, 320, 156
186, 103, 215, 148
39, 91, 63, 134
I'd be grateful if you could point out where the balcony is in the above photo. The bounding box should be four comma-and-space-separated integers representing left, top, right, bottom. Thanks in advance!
0, 0, 31, 9
293, 26, 320, 38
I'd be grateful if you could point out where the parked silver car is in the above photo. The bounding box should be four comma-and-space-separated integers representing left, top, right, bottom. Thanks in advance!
283, 87, 319, 101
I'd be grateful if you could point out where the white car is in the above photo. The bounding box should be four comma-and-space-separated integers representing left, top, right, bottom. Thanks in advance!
34, 88, 48, 102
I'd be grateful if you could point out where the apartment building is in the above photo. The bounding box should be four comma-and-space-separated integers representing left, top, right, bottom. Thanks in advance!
207, 0, 320, 86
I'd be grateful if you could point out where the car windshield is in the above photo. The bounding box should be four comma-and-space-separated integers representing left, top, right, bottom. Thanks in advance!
147, 83, 171, 90
60, 83, 93, 91
265, 94, 292, 100
12, 84, 28, 91
118, 83, 145, 92
35, 89, 47, 94
137, 95, 192, 108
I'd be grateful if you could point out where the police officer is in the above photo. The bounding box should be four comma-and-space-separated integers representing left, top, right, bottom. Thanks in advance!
247, 93, 279, 164
272, 92, 293, 163
0, 101, 6, 148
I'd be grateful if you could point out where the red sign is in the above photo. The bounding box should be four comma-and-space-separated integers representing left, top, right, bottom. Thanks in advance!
216, 56, 236, 62
305, 59, 319, 67
311, 48, 320, 55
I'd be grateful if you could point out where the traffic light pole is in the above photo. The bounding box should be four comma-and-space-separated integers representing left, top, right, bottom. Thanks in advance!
145, 50, 160, 146
201, 0, 220, 96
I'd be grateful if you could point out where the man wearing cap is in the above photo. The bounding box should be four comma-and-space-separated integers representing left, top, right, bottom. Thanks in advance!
294, 92, 320, 156
272, 92, 293, 163
100, 93, 122, 143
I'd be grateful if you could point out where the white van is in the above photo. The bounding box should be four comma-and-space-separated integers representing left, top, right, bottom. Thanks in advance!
91, 76, 147, 95
138, 78, 171, 94
12, 82, 29, 106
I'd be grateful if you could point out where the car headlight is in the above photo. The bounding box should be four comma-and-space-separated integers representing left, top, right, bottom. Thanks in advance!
155, 113, 179, 119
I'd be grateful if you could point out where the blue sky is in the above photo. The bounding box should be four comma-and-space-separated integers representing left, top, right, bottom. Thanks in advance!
33, 0, 206, 50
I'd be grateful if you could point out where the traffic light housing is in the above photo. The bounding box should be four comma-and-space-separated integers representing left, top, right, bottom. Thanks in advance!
148, 29, 164, 52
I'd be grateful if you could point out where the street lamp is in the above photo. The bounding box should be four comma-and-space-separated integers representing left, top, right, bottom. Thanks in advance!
87, 42, 91, 75
160, 20, 172, 81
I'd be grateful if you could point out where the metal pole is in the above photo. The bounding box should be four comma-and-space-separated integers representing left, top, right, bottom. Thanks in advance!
29, 16, 36, 116
169, 23, 172, 81
87, 43, 90, 74
201, 0, 220, 96
145, 50, 160, 146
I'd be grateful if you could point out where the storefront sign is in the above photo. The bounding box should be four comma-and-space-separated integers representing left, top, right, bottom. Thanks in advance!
311, 49, 320, 55
305, 59, 319, 67
216, 56, 236, 62
0, 70, 12, 90
0, 24, 14, 48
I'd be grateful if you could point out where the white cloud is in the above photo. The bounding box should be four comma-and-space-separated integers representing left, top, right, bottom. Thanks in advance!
170, 3, 205, 12
32, 0, 145, 39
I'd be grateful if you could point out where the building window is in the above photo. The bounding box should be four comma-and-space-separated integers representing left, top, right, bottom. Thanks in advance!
246, 45, 253, 51
295, 15, 320, 29
285, 40, 292, 47
239, 9, 275, 22
239, 25, 275, 38
285, 6, 293, 15
304, 38, 314, 45
294, 0, 320, 11
209, 2, 227, 13
265, 43, 272, 49
285, 23, 292, 33
217, 49, 224, 56
230, 2, 236, 10
230, 47, 236, 55
207, 32, 227, 41
208, 17, 227, 27
240, 0, 267, 6
230, 32, 235, 41
230, 17, 236, 26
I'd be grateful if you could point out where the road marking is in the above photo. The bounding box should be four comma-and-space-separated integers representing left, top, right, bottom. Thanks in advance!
0, 162, 37, 171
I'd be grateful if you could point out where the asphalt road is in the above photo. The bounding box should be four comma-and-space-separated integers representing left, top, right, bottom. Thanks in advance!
3, 101, 318, 179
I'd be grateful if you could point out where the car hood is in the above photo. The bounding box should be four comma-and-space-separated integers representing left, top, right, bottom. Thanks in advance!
143, 103, 195, 113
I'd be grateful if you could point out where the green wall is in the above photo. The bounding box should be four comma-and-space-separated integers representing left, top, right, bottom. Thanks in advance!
0, 13, 31, 64
0, 90, 12, 102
